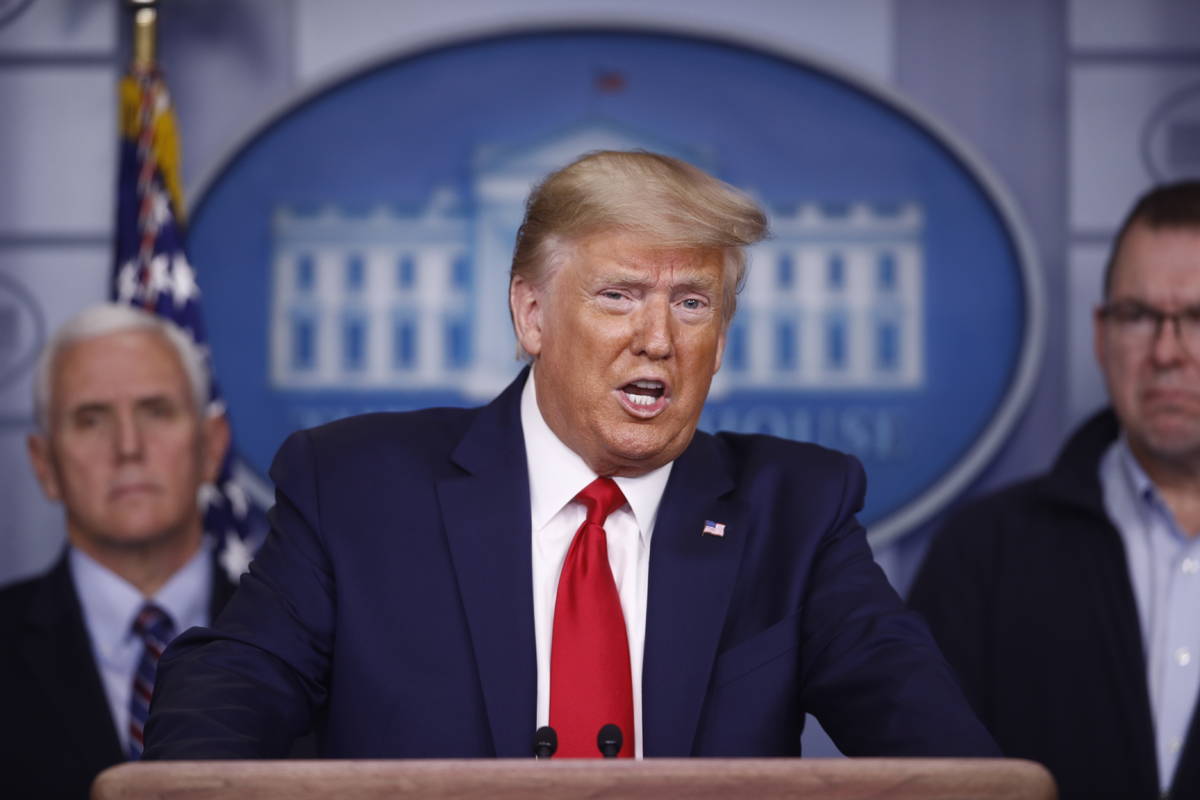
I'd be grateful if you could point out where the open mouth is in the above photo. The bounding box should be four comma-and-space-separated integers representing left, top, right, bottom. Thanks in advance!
618, 379, 669, 416
623, 380, 664, 405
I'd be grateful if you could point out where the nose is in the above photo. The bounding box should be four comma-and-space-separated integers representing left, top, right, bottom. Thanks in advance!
632, 299, 673, 360
1151, 315, 1188, 367
114, 409, 145, 462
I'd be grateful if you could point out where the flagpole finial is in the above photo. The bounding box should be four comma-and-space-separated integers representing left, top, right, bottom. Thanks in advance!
129, 0, 158, 71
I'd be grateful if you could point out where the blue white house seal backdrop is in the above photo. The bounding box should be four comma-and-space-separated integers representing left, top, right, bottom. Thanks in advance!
191, 30, 1041, 545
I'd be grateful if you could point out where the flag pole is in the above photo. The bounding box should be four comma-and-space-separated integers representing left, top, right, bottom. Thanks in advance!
130, 0, 157, 70
114, 0, 269, 577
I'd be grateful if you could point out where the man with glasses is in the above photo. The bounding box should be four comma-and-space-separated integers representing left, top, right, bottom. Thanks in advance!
910, 181, 1200, 800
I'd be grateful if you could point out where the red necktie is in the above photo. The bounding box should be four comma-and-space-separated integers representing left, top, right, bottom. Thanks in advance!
550, 477, 635, 757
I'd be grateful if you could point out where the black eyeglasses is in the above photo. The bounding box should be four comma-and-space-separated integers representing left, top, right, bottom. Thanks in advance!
1098, 300, 1200, 352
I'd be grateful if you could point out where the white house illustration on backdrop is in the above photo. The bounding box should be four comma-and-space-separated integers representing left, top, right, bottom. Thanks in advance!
269, 123, 924, 401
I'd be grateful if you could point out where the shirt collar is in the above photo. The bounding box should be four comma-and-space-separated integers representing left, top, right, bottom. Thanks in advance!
1111, 435, 1191, 542
521, 366, 673, 538
70, 540, 213, 660
1114, 435, 1156, 505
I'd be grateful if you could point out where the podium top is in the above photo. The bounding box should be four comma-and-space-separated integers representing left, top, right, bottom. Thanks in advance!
92, 758, 1056, 800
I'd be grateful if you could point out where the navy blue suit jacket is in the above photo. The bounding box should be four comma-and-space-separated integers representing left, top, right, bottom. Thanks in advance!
0, 553, 237, 798
145, 370, 995, 759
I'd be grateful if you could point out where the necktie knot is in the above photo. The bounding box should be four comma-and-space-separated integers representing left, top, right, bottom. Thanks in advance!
575, 477, 626, 527
132, 603, 174, 643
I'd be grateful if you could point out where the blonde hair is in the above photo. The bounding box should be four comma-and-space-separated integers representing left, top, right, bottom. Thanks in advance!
511, 150, 768, 320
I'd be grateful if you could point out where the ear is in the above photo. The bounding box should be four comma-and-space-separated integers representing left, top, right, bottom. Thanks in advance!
712, 324, 727, 376
200, 412, 232, 485
510, 275, 545, 358
27, 433, 62, 502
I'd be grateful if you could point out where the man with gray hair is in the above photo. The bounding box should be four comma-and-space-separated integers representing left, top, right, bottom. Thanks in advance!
147, 151, 995, 760
0, 304, 231, 797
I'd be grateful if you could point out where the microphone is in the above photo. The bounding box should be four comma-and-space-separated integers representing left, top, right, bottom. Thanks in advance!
533, 725, 557, 759
597, 724, 623, 758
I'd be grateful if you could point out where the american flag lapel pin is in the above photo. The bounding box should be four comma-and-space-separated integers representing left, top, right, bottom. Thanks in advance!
702, 520, 726, 538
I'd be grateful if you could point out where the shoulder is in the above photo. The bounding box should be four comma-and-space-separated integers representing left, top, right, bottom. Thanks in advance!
707, 430, 864, 488
927, 411, 1114, 560
270, 406, 479, 479
936, 470, 1079, 546
917, 466, 1104, 591
0, 567, 57, 633
307, 406, 477, 450
945, 475, 1050, 524
695, 431, 867, 525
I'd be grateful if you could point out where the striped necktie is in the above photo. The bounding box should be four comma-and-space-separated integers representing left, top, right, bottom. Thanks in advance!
550, 477, 635, 757
128, 603, 175, 760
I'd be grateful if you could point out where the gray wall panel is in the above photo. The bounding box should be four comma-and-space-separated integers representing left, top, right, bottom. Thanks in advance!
895, 0, 1068, 529
0, 66, 115, 234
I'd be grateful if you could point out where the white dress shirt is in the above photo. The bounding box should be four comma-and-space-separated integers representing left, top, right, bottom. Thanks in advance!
522, 367, 673, 758
70, 542, 213, 752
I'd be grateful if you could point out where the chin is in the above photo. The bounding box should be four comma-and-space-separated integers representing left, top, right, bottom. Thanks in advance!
1151, 434, 1200, 455
103, 534, 171, 551
103, 519, 183, 547
605, 438, 683, 473
1138, 427, 1200, 459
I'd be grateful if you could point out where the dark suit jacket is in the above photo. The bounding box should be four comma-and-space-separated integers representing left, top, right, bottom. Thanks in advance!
146, 370, 996, 759
909, 410, 1200, 800
0, 552, 236, 799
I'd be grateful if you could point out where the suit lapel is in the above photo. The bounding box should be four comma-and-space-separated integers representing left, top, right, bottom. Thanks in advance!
21, 556, 126, 772
437, 371, 537, 757
642, 432, 746, 756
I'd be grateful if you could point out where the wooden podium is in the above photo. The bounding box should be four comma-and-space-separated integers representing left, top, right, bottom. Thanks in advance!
93, 758, 1056, 799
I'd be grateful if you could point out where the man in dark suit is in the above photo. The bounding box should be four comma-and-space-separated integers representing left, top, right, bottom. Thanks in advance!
910, 182, 1200, 799
0, 305, 232, 798
146, 150, 996, 760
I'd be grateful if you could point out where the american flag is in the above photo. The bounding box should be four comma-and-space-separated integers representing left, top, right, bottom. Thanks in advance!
702, 520, 726, 538
112, 64, 268, 580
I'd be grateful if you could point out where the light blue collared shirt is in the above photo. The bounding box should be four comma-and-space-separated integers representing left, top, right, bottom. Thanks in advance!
1100, 438, 1200, 791
69, 543, 213, 752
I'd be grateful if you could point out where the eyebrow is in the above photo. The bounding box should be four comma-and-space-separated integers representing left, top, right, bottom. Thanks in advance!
599, 269, 722, 293
66, 394, 182, 417
138, 394, 178, 408
1107, 297, 1200, 311
69, 401, 112, 418
673, 274, 722, 293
